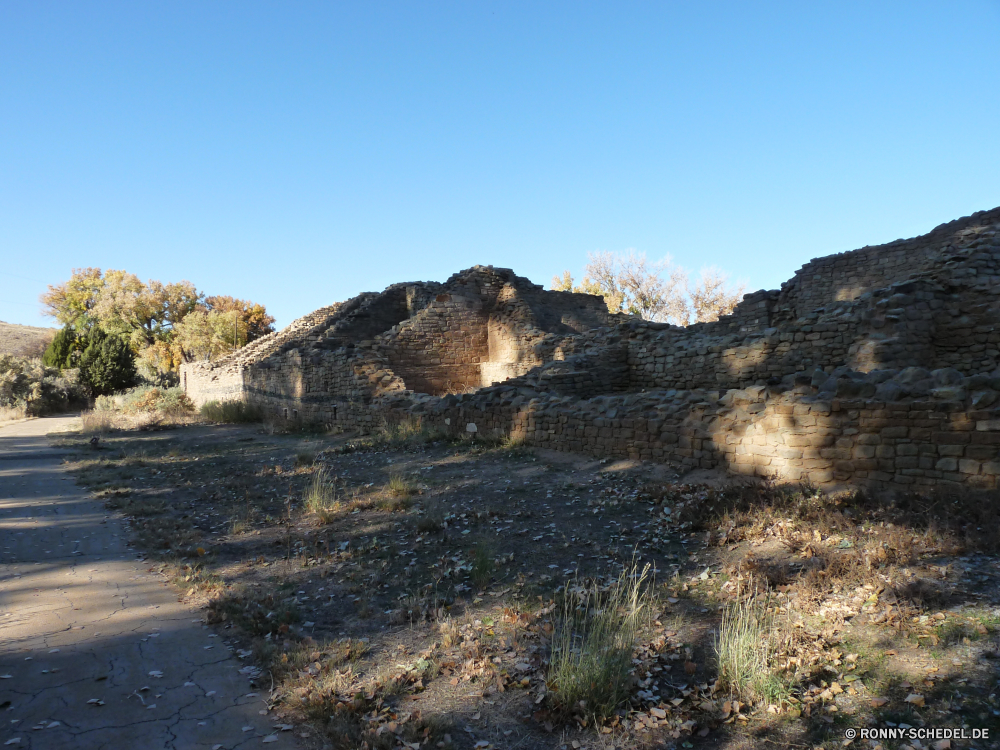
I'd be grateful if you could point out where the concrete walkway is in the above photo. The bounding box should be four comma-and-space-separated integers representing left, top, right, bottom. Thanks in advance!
0, 417, 295, 749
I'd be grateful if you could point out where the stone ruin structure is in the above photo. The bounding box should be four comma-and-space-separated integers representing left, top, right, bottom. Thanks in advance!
182, 206, 1000, 492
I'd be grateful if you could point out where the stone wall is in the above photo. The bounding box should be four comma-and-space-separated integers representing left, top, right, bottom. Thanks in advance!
180, 206, 1000, 492
773, 205, 1000, 322
382, 293, 490, 396
182, 361, 245, 405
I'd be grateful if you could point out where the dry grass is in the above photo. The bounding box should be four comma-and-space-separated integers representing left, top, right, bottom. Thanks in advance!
68, 426, 1000, 750
80, 409, 117, 433
82, 386, 198, 433
0, 404, 27, 423
387, 471, 415, 497
470, 541, 495, 590
0, 321, 55, 358
81, 407, 194, 433
714, 592, 789, 705
303, 466, 340, 523
547, 562, 653, 721
200, 399, 264, 423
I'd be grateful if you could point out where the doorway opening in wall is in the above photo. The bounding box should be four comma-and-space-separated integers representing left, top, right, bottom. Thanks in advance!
332, 406, 337, 421
182, 372, 187, 392
283, 408, 288, 419
293, 409, 298, 419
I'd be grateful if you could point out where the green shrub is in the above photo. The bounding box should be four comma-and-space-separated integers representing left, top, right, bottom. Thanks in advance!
79, 329, 137, 396
42, 326, 79, 369
200, 399, 264, 423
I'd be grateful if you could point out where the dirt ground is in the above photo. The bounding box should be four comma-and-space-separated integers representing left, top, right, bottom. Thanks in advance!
54, 421, 1000, 750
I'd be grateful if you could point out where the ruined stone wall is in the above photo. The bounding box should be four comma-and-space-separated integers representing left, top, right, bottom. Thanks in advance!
380, 294, 490, 396
182, 361, 245, 406
181, 207, 1000, 493
619, 220, 1000, 393
773, 205, 1000, 322
352, 362, 1000, 492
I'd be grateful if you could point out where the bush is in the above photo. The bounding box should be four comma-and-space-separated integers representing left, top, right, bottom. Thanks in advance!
200, 399, 264, 423
79, 329, 137, 396
0, 355, 87, 416
548, 562, 652, 720
95, 386, 194, 416
83, 385, 196, 432
42, 326, 79, 368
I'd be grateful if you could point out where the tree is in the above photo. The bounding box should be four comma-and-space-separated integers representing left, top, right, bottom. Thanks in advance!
552, 251, 745, 326
78, 329, 137, 396
42, 327, 79, 369
203, 295, 275, 342
40, 267, 105, 330
687, 268, 745, 324
89, 271, 200, 350
40, 269, 274, 375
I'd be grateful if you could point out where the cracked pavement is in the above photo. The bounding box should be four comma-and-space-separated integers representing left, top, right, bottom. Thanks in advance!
0, 417, 297, 749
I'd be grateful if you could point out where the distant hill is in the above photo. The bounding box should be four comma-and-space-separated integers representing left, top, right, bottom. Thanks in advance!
0, 321, 57, 358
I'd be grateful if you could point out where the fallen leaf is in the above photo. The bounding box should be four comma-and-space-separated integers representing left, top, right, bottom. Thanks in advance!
262, 736, 279, 744
904, 693, 925, 707
870, 698, 888, 707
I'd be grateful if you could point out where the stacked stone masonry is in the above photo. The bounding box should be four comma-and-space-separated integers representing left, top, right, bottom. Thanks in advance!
181, 206, 1000, 491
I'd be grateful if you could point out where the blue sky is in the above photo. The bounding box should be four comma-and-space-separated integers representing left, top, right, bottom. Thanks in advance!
2, 2, 999, 330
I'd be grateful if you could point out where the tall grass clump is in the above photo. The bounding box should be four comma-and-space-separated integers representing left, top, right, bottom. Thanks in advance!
548, 562, 652, 720
470, 542, 495, 590
714, 593, 786, 704
377, 417, 449, 446
499, 432, 530, 454
80, 410, 116, 433
387, 471, 415, 497
200, 399, 264, 423
304, 466, 339, 523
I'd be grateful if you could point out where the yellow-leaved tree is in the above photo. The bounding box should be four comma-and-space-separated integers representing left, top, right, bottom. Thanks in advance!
40, 269, 275, 379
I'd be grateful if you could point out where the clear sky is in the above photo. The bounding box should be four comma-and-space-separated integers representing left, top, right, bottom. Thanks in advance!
2, 2, 999, 330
